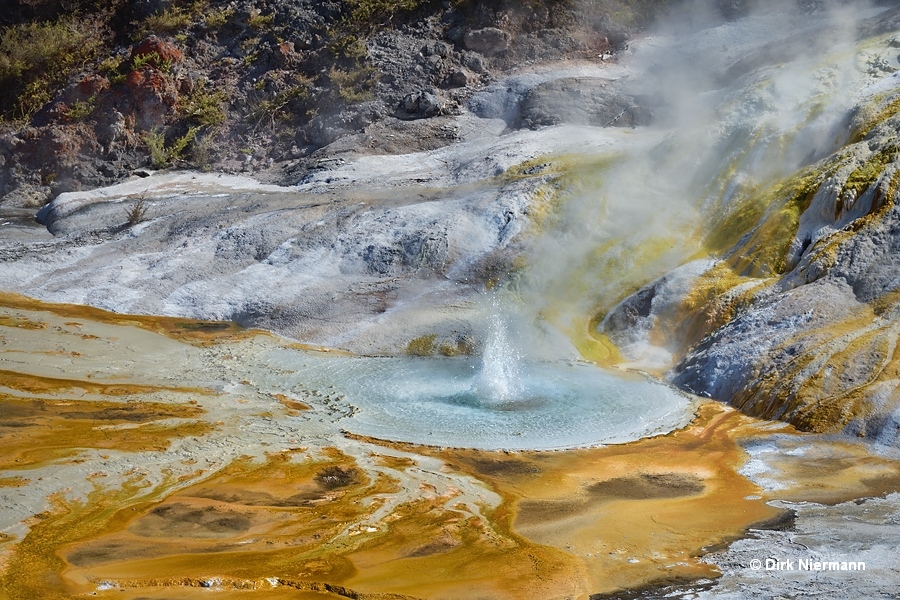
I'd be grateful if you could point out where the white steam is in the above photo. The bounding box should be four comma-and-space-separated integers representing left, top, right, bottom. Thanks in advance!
510, 0, 891, 359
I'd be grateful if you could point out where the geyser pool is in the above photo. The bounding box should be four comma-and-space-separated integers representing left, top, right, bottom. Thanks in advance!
262, 348, 696, 451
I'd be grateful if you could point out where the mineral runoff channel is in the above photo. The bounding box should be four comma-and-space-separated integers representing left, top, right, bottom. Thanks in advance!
1, 292, 900, 599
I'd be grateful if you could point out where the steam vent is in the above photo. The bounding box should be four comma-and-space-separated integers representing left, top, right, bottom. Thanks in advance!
4, 1, 900, 598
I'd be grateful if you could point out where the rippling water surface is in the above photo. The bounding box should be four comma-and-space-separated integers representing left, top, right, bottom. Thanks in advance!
262, 348, 695, 450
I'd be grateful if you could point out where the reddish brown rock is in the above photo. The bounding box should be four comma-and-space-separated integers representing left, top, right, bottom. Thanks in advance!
126, 67, 179, 129
77, 74, 111, 98
275, 41, 300, 68
130, 35, 184, 68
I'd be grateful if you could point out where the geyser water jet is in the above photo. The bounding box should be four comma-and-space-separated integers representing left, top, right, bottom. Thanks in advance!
470, 294, 525, 405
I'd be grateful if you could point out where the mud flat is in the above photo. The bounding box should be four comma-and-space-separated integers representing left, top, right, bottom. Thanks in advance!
1, 295, 899, 599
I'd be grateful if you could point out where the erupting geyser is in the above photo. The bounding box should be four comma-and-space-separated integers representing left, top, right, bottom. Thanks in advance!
470, 296, 526, 406
260, 297, 695, 450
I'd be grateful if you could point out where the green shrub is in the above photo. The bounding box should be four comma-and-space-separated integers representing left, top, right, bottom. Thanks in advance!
248, 14, 275, 30
250, 80, 313, 129
145, 130, 169, 167
328, 66, 377, 104
132, 51, 174, 73
139, 8, 192, 36
327, 0, 428, 59
125, 194, 150, 226
0, 17, 104, 121
180, 82, 227, 127
145, 127, 199, 168
204, 8, 234, 29
346, 0, 426, 31
67, 96, 97, 120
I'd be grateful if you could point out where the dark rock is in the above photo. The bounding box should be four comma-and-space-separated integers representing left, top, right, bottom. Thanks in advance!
448, 70, 470, 88
463, 52, 486, 73
401, 91, 444, 118
463, 28, 510, 56
422, 41, 450, 58
61, 75, 110, 107
419, 92, 443, 116
132, 0, 171, 20
519, 78, 654, 129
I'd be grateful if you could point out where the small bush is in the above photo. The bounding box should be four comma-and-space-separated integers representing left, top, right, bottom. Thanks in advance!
327, 0, 428, 59
250, 80, 313, 129
125, 195, 149, 226
144, 127, 199, 168
145, 130, 169, 167
248, 13, 275, 30
328, 66, 377, 104
204, 8, 234, 29
139, 8, 191, 37
67, 96, 97, 120
180, 82, 227, 127
346, 0, 426, 31
169, 126, 200, 159
132, 51, 173, 73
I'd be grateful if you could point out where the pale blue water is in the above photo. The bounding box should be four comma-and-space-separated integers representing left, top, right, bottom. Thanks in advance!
262, 348, 695, 450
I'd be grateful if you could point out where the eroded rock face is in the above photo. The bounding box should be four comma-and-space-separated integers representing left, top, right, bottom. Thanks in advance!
519, 78, 654, 129
585, 6, 900, 442
126, 67, 180, 130
604, 96, 900, 441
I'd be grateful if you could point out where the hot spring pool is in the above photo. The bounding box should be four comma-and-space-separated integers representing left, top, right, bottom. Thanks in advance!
261, 349, 697, 451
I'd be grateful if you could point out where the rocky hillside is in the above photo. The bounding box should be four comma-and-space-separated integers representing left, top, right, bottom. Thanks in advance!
0, 0, 666, 208
600, 5, 900, 442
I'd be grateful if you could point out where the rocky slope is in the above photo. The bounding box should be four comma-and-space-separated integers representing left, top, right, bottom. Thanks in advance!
600, 4, 900, 442
0, 0, 657, 209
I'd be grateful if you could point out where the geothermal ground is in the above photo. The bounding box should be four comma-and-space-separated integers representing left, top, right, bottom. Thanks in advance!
3, 296, 900, 599
4, 2, 900, 599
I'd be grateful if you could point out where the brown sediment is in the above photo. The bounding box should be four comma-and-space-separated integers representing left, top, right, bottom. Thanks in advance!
0, 314, 47, 329
369, 454, 416, 469
48, 450, 404, 598
0, 292, 249, 346
0, 394, 212, 470
0, 368, 212, 397
14, 441, 583, 600
745, 435, 900, 505
0, 476, 30, 488
4, 296, 900, 599
440, 404, 784, 595
344, 403, 787, 596
273, 393, 311, 412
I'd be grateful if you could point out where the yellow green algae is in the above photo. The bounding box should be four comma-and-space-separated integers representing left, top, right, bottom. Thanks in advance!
705, 166, 824, 277
850, 91, 900, 144
405, 334, 437, 356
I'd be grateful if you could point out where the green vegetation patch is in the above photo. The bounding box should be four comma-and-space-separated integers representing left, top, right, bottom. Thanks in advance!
329, 66, 378, 104
0, 16, 105, 121
145, 126, 200, 168
842, 145, 898, 200
180, 81, 228, 127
